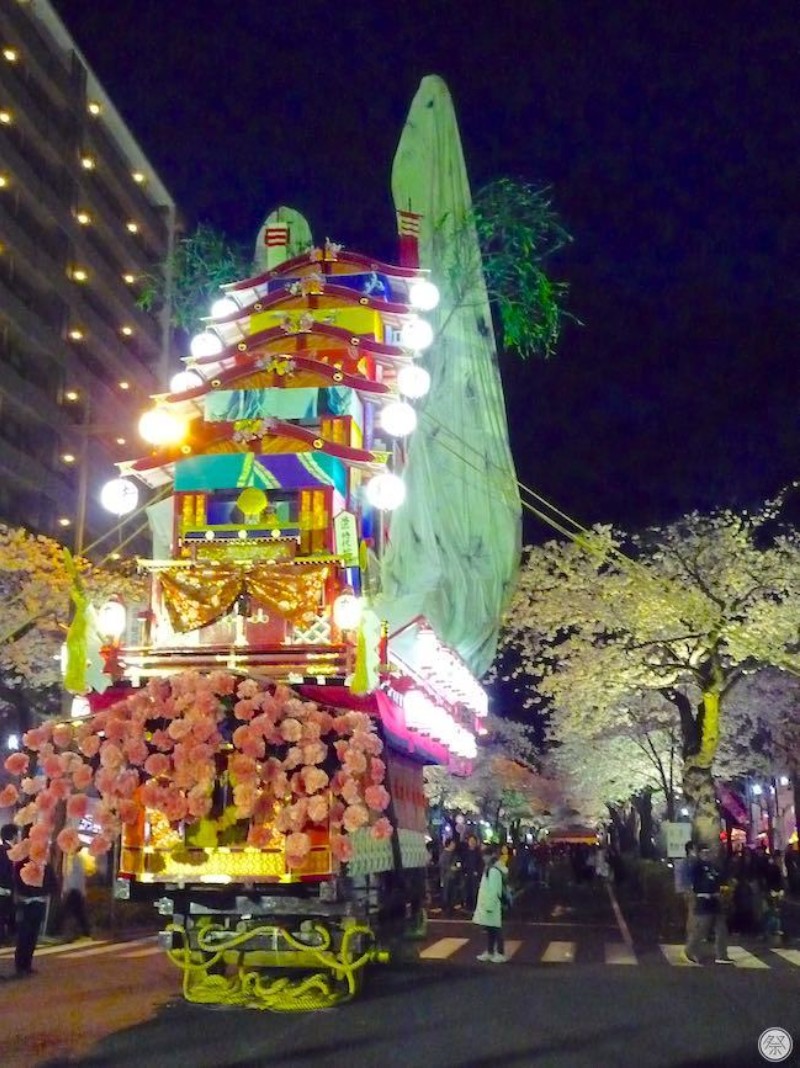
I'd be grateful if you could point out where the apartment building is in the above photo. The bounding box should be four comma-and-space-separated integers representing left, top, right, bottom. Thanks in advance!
0, 0, 177, 553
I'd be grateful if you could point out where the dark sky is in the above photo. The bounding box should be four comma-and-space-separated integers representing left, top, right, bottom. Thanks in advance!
52, 0, 800, 540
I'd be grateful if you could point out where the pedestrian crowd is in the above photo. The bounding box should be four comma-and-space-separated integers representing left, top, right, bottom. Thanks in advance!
679, 839, 792, 965
0, 822, 92, 979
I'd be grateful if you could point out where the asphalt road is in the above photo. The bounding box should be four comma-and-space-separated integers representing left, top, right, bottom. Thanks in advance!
1, 882, 797, 1068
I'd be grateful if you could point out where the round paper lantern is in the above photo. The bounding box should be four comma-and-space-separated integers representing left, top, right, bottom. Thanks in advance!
380, 400, 417, 437
97, 598, 127, 640
169, 369, 204, 394
409, 279, 440, 311
365, 472, 406, 511
189, 330, 224, 359
400, 317, 434, 351
138, 408, 187, 446
397, 363, 431, 399
210, 296, 239, 319
332, 591, 362, 630
100, 477, 139, 516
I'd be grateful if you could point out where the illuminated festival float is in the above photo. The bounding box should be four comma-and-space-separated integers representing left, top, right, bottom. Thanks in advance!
3, 77, 520, 1011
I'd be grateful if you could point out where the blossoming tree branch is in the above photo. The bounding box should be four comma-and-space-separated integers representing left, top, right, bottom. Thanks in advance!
501, 505, 800, 845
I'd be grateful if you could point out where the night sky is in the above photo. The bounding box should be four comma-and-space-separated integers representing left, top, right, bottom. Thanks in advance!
51, 1, 800, 540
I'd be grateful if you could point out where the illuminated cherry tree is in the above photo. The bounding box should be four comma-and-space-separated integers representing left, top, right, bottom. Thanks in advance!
0, 525, 144, 727
424, 714, 559, 839
502, 507, 800, 845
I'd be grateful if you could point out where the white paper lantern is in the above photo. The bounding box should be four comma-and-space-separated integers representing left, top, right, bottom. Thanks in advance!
170, 368, 204, 394
332, 591, 362, 630
210, 296, 239, 319
139, 408, 187, 446
397, 363, 431, 399
408, 279, 440, 311
189, 330, 224, 359
100, 477, 139, 516
380, 400, 417, 437
365, 472, 406, 511
97, 598, 127, 640
400, 317, 434, 351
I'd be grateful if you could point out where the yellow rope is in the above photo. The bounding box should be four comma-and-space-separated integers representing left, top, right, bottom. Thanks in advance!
163, 919, 386, 1011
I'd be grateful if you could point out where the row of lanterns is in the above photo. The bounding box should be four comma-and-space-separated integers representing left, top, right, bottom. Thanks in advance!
99, 276, 440, 518
402, 688, 477, 759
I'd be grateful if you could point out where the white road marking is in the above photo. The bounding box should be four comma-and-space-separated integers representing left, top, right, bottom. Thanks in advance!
727, 945, 769, 969
419, 937, 469, 960
605, 942, 638, 965
771, 948, 800, 967
541, 940, 575, 963
659, 944, 698, 966
66, 937, 155, 959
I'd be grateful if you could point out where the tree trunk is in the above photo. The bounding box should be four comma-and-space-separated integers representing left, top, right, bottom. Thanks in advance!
680, 688, 723, 851
633, 790, 655, 858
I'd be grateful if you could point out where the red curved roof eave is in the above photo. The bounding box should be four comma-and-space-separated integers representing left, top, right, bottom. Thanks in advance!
222, 249, 422, 293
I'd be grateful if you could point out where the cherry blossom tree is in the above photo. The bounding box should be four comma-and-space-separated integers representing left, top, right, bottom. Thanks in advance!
424, 714, 560, 841
501, 507, 800, 846
0, 525, 145, 731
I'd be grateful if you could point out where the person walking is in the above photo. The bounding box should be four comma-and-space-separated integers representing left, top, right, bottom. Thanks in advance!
0, 823, 18, 942
473, 844, 509, 963
438, 838, 461, 915
462, 834, 483, 912
54, 849, 91, 940
675, 839, 697, 946
683, 843, 733, 965
14, 854, 57, 977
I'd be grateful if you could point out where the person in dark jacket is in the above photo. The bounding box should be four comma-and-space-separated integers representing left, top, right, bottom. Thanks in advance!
0, 823, 17, 942
683, 843, 733, 965
461, 834, 483, 911
14, 855, 57, 977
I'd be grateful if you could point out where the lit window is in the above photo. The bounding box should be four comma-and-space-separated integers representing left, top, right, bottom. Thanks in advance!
132, 171, 145, 184
58, 517, 72, 528
72, 268, 88, 283
0, 110, 13, 125
119, 380, 130, 390
76, 211, 92, 225
88, 101, 102, 116
122, 273, 136, 284
81, 155, 96, 170
67, 330, 84, 341
64, 390, 80, 401
2, 48, 18, 63
126, 221, 139, 234
61, 453, 76, 464
120, 325, 134, 336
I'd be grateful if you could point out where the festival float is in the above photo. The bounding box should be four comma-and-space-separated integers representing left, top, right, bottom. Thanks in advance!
1, 76, 521, 1011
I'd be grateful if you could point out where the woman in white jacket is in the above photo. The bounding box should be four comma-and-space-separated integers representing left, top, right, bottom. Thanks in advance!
472, 844, 508, 963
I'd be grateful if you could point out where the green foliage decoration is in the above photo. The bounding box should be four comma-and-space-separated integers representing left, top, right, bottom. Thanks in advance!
471, 178, 573, 361
137, 223, 251, 333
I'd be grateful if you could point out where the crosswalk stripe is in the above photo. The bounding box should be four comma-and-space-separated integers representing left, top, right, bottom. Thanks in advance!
419, 937, 469, 960
541, 940, 575, 963
659, 944, 697, 967
727, 946, 769, 969
67, 937, 155, 960
771, 948, 800, 967
117, 946, 163, 959
0, 939, 112, 960
504, 940, 522, 960
605, 942, 637, 965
